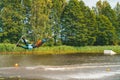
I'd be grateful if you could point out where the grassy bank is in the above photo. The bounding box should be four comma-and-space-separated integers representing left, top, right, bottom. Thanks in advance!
0, 43, 120, 55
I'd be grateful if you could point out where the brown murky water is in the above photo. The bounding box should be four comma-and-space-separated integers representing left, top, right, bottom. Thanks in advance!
0, 54, 120, 80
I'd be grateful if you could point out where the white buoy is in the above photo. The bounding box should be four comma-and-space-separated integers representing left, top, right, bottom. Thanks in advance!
104, 50, 116, 55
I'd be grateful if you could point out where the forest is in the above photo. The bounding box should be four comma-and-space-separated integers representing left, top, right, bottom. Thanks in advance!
0, 0, 120, 47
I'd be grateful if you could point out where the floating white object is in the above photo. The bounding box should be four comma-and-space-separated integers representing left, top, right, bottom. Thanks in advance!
104, 50, 116, 55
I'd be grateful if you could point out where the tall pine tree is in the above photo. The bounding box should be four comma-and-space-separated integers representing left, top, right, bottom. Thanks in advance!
95, 15, 117, 45
61, 0, 96, 46
61, 0, 85, 46
95, 0, 118, 45
50, 0, 66, 45
114, 2, 120, 44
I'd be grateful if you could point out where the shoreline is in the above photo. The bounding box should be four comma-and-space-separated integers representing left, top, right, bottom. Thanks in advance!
0, 44, 120, 55
0, 51, 103, 55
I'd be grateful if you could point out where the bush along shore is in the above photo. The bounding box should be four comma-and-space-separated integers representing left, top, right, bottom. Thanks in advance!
0, 43, 120, 55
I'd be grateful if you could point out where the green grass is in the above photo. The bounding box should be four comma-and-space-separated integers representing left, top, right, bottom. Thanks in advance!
0, 43, 24, 51
0, 43, 120, 55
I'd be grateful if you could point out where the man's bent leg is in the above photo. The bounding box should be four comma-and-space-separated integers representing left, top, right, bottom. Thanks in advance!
22, 37, 28, 46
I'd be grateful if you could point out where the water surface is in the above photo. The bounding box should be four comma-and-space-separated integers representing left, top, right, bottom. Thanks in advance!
0, 53, 120, 80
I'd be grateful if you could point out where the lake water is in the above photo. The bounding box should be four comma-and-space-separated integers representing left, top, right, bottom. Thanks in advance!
0, 53, 120, 80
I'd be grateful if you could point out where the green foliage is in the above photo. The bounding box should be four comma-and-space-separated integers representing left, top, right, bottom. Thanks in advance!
114, 2, 120, 44
44, 38, 54, 46
0, 0, 120, 47
0, 43, 15, 52
114, 2, 120, 16
56, 39, 62, 46
95, 15, 117, 45
0, 0, 27, 43
50, 0, 66, 45
94, 0, 118, 45
1, 44, 120, 55
31, 0, 52, 40
61, 0, 84, 46
61, 0, 96, 46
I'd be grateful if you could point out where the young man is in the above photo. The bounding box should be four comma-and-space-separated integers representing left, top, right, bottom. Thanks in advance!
17, 37, 48, 49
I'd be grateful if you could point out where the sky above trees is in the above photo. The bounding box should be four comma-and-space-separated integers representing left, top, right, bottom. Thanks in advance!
83, 0, 120, 8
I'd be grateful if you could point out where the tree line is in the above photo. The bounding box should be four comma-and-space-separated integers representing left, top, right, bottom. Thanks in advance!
0, 0, 120, 46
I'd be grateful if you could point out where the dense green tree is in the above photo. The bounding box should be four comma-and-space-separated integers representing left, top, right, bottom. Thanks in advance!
96, 0, 117, 27
95, 15, 117, 45
102, 1, 117, 28
31, 0, 52, 41
61, 0, 84, 46
0, 0, 26, 43
114, 2, 120, 16
95, 0, 118, 45
0, 0, 119, 46
83, 7, 97, 45
50, 0, 66, 45
114, 2, 120, 44
61, 0, 96, 46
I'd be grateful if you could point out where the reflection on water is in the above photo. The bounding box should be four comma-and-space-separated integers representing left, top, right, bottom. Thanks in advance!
0, 54, 120, 67
0, 53, 120, 80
